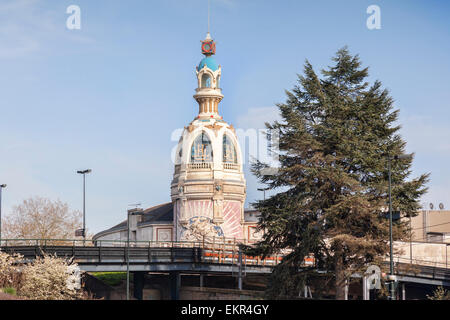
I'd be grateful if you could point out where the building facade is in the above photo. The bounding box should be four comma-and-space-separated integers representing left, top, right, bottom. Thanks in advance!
93, 33, 260, 244
409, 209, 450, 243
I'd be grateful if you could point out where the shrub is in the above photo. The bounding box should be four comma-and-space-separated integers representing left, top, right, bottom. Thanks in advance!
0, 250, 23, 289
1, 251, 92, 300
19, 254, 84, 300
427, 286, 450, 300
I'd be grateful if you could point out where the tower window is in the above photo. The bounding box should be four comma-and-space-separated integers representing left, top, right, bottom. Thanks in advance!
191, 132, 213, 162
201, 74, 212, 88
223, 135, 237, 163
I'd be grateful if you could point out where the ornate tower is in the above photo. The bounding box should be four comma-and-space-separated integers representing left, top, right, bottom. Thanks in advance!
171, 33, 246, 242
194, 32, 223, 118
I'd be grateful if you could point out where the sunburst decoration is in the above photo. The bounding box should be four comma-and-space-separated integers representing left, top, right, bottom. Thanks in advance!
221, 201, 243, 239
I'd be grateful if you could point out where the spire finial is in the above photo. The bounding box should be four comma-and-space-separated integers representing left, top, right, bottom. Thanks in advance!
201, 0, 215, 56
208, 0, 211, 34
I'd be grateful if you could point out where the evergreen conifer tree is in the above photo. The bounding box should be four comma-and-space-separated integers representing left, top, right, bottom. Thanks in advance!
247, 47, 429, 299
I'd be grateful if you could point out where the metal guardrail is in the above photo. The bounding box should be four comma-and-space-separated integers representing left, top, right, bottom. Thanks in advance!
0, 237, 257, 248
394, 256, 450, 269
0, 238, 317, 268
0, 238, 291, 268
3, 239, 447, 272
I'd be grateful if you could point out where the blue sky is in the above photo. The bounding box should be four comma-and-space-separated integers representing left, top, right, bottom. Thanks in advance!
0, 0, 449, 234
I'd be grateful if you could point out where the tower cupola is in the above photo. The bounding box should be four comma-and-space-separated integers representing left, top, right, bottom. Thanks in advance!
171, 31, 246, 243
194, 33, 223, 119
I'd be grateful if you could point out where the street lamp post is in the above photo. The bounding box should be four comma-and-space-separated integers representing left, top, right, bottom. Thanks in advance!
387, 157, 395, 300
257, 187, 269, 201
126, 208, 144, 300
387, 153, 413, 300
77, 169, 91, 243
0, 184, 6, 246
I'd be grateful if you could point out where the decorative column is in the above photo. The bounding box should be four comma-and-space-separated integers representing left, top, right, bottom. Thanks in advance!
213, 182, 224, 224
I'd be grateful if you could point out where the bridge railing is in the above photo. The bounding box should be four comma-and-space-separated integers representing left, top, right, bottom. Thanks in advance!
0, 238, 314, 268
0, 238, 100, 247
0, 238, 252, 251
0, 237, 260, 249
393, 255, 450, 270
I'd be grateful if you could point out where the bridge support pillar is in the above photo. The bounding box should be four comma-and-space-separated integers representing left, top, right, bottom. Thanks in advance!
344, 279, 348, 300
170, 272, 181, 300
363, 276, 369, 300
402, 282, 406, 300
237, 250, 243, 291
133, 272, 145, 300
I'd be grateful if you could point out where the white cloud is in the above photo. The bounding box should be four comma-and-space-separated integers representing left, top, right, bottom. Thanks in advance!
237, 109, 450, 209
236, 106, 281, 129
399, 114, 450, 204
0, 0, 37, 12
214, 0, 235, 7
0, 130, 174, 234
400, 115, 450, 155
0, 0, 94, 59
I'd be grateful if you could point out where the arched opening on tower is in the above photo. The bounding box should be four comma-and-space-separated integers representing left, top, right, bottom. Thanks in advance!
191, 132, 213, 162
201, 73, 212, 88
223, 134, 237, 164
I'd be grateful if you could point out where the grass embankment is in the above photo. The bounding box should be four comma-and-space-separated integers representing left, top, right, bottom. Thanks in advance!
1, 287, 17, 295
91, 272, 133, 287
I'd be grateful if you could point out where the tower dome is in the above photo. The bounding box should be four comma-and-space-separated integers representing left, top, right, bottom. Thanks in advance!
198, 56, 219, 72
170, 33, 246, 242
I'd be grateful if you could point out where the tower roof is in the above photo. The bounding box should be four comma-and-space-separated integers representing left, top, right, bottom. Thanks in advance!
198, 56, 219, 71
194, 32, 223, 119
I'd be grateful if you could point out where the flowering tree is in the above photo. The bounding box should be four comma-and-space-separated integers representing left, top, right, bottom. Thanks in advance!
1, 250, 89, 300
427, 286, 450, 300
0, 251, 23, 290
19, 254, 84, 300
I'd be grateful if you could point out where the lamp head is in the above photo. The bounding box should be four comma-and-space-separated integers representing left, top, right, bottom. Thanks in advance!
127, 203, 144, 216
393, 153, 413, 160
128, 208, 145, 216
129, 211, 145, 216
77, 169, 92, 174
0, 184, 6, 188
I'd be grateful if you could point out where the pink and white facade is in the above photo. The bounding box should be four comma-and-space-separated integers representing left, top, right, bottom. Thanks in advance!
93, 33, 258, 244
171, 32, 247, 242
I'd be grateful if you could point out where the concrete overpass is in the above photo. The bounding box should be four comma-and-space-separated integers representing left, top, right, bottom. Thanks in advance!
0, 243, 276, 273
1, 239, 450, 299
0, 239, 280, 299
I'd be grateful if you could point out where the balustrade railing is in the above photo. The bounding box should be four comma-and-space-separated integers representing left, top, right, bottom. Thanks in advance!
223, 163, 239, 171
187, 162, 212, 170
178, 163, 239, 171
